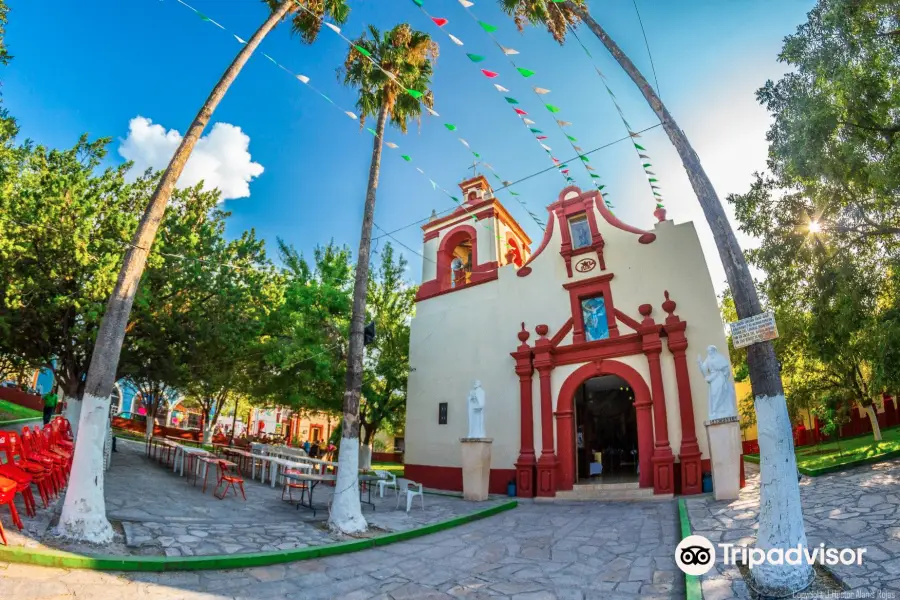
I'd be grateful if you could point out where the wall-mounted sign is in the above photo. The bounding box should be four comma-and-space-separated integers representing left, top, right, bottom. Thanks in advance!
438, 402, 448, 425
729, 312, 778, 349
575, 257, 596, 273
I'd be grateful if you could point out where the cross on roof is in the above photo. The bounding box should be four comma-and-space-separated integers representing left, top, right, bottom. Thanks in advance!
469, 159, 480, 178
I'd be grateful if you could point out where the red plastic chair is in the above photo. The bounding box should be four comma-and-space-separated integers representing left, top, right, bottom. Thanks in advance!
0, 431, 52, 508
0, 437, 36, 519
50, 420, 74, 453
21, 428, 65, 493
41, 425, 72, 476
214, 460, 246, 501
0, 475, 23, 543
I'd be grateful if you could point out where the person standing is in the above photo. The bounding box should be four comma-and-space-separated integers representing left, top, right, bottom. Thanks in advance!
42, 389, 58, 425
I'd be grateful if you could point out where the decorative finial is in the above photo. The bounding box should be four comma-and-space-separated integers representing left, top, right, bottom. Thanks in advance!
535, 324, 549, 339
662, 290, 677, 317
654, 207, 667, 222
518, 322, 530, 343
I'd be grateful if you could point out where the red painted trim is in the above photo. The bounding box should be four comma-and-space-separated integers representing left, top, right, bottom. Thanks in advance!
639, 308, 675, 495
474, 208, 495, 221
517, 210, 554, 278
512, 328, 536, 498
416, 269, 498, 302
555, 360, 654, 491
416, 224, 500, 303
552, 333, 643, 366
592, 192, 657, 244
423, 230, 440, 242
549, 318, 574, 348
404, 464, 516, 495
423, 198, 494, 231
563, 273, 619, 343
614, 308, 643, 333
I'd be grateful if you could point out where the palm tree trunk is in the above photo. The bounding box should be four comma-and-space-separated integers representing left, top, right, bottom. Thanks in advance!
56, 1, 293, 545
328, 103, 389, 534
566, 4, 810, 595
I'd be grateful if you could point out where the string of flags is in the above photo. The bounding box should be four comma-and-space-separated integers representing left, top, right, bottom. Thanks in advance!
164, 0, 497, 240
541, 0, 664, 213
289, 0, 542, 233
418, 2, 572, 194
448, 0, 613, 211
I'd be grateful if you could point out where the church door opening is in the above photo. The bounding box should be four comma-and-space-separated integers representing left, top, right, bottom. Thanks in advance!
574, 375, 639, 483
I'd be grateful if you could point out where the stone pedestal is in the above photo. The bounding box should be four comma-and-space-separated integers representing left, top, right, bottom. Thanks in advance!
705, 417, 742, 500
460, 438, 492, 501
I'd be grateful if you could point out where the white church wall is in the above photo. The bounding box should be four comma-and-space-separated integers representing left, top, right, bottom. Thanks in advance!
422, 237, 438, 282
475, 217, 498, 265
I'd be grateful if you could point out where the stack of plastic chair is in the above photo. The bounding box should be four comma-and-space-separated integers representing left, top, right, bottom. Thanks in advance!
0, 431, 52, 508
38, 426, 72, 480
0, 475, 22, 544
0, 434, 36, 518
50, 418, 74, 453
21, 428, 65, 494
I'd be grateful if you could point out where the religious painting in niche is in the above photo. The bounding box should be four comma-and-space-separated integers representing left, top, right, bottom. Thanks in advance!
569, 214, 592, 249
580, 295, 610, 341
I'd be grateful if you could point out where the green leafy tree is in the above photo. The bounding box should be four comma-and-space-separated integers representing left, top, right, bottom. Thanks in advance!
63, 0, 351, 544
332, 23, 437, 534
359, 244, 415, 469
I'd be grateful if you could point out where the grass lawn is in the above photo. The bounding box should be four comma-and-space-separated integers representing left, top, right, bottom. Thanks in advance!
372, 462, 405, 477
0, 398, 41, 423
746, 426, 900, 473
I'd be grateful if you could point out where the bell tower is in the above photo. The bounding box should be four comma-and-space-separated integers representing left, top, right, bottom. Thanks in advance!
416, 174, 532, 302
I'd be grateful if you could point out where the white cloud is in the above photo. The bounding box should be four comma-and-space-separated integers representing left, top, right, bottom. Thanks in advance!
118, 116, 264, 201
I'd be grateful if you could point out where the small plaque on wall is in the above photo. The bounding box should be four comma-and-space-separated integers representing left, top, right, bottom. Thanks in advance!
438, 402, 448, 425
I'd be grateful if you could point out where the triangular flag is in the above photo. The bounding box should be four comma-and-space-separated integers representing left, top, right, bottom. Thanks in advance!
523, 118, 536, 125
579, 155, 590, 162
552, 158, 560, 164
296, 74, 310, 84
556, 120, 572, 126
646, 171, 656, 176
629, 131, 641, 138
529, 128, 542, 133
449, 34, 464, 46
406, 89, 424, 99
590, 173, 601, 179
481, 69, 498, 78
426, 107, 439, 117
432, 17, 448, 27
416, 167, 425, 174
567, 135, 577, 142
483, 162, 493, 169
517, 67, 536, 78
634, 143, 647, 151
594, 66, 606, 79
585, 165, 596, 171
648, 178, 659, 183
466, 53, 485, 62
459, 0, 474, 6
322, 95, 333, 104
234, 35, 247, 44
514, 108, 527, 115
354, 45, 372, 57
534, 87, 551, 94
545, 104, 561, 113
502, 47, 519, 55
473, 152, 481, 158
561, 169, 570, 174
540, 144, 552, 151
478, 21, 498, 33
574, 145, 584, 152
445, 123, 457, 131
366, 128, 377, 136
536, 135, 548, 140
493, 84, 509, 92
324, 22, 341, 34
505, 97, 519, 104
345, 111, 358, 120
385, 142, 398, 149
656, 203, 665, 209
509, 191, 521, 196
451, 196, 461, 203
401, 155, 411, 161
642, 163, 652, 168
430, 179, 438, 189
458, 138, 470, 148
413, 0, 424, 5
198, 12, 211, 22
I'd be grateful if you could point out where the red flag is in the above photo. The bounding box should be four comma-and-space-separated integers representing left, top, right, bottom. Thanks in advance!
481, 69, 498, 78
561, 169, 570, 174
536, 135, 547, 140
552, 158, 560, 164
431, 17, 448, 27
514, 108, 527, 115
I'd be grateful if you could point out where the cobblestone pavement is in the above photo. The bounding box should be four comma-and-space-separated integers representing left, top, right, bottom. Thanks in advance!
687, 458, 900, 600
1, 439, 507, 557
0, 500, 684, 599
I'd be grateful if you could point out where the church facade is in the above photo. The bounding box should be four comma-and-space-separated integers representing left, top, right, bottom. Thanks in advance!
404, 175, 735, 497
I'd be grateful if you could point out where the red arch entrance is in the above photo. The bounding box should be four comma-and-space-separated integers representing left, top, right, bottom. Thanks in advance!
556, 360, 654, 490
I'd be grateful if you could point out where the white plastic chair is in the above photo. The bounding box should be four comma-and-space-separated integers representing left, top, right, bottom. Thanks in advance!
395, 478, 424, 513
374, 469, 398, 498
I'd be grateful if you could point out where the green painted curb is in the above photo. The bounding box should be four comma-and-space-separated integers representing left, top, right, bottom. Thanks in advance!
742, 454, 759, 464
678, 498, 703, 600
0, 499, 517, 572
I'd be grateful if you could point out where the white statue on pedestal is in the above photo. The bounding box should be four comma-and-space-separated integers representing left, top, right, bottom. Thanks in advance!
697, 345, 738, 421
467, 380, 486, 438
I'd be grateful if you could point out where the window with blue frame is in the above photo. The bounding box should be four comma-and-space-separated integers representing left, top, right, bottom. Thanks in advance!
580, 295, 610, 341
569, 214, 592, 249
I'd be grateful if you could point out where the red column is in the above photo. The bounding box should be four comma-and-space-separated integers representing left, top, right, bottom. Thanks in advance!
639, 304, 675, 494
511, 324, 536, 498
662, 292, 702, 495
533, 324, 558, 496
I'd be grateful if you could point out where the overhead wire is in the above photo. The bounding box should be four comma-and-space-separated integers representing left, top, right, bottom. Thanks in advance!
631, 0, 660, 98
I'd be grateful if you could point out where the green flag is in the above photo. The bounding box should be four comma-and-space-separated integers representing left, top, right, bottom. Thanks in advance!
545, 104, 561, 113
401, 155, 411, 161
505, 97, 519, 104
466, 53, 485, 62
406, 89, 424, 99
445, 123, 457, 131
478, 21, 497, 33
516, 67, 535, 78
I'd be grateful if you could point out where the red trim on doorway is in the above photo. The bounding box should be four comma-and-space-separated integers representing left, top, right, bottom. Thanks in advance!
555, 360, 654, 491
404, 464, 516, 495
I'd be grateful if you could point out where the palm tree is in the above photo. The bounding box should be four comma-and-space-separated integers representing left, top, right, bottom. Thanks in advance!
328, 23, 437, 534
499, 1, 809, 594
56, 0, 350, 545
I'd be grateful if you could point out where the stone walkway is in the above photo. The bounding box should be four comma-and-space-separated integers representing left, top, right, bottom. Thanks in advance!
687, 458, 900, 599
0, 499, 683, 599
2, 439, 507, 557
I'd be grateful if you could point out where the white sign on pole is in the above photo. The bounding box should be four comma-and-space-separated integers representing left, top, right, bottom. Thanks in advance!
728, 312, 778, 349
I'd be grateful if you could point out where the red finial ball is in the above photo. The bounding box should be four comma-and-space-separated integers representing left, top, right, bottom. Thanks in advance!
662, 290, 677, 316
654, 207, 667, 222
535, 324, 549, 338
518, 322, 530, 343
638, 304, 652, 317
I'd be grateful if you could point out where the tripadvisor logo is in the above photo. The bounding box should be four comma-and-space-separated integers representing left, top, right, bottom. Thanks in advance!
675, 535, 868, 576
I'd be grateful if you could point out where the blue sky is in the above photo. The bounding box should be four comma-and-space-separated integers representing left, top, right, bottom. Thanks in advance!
5, 0, 814, 293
